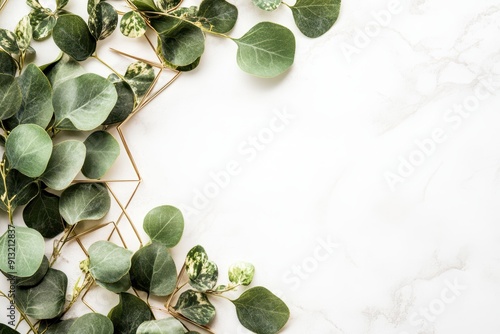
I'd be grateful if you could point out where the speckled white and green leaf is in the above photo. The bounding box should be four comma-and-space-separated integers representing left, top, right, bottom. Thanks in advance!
0, 74, 22, 120
252, 0, 281, 11
26, 0, 43, 10
29, 10, 57, 41
185, 245, 208, 278
67, 313, 114, 334
59, 183, 111, 225
228, 261, 255, 286
0, 226, 45, 277
136, 317, 186, 334
0, 29, 19, 55
174, 290, 216, 325
14, 16, 33, 51
124, 61, 155, 98
88, 241, 133, 283
88, 2, 118, 40
87, 0, 101, 14
120, 11, 147, 38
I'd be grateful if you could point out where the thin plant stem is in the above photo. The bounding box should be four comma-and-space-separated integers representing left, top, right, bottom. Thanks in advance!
93, 54, 125, 80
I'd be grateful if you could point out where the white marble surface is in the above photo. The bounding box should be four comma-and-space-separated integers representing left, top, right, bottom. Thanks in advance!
2, 0, 500, 333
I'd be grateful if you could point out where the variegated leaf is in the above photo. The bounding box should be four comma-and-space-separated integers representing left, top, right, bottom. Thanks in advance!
252, 0, 281, 11
185, 245, 208, 279
87, 0, 101, 14
228, 262, 255, 286
89, 2, 118, 40
0, 29, 19, 55
15, 16, 33, 51
26, 0, 43, 10
29, 9, 56, 40
124, 61, 154, 98
174, 290, 216, 325
120, 11, 147, 38
154, 0, 181, 12
185, 245, 218, 292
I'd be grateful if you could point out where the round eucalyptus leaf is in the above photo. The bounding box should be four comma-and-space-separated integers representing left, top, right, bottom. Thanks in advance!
59, 183, 111, 225
173, 290, 215, 325
67, 313, 114, 334
0, 29, 19, 55
0, 74, 22, 120
108, 292, 154, 334
15, 268, 67, 319
41, 140, 86, 190
0, 226, 45, 278
228, 261, 255, 286
136, 317, 186, 334
0, 169, 38, 212
82, 131, 120, 179
53, 73, 118, 131
124, 61, 154, 98
6, 124, 52, 178
56, 0, 69, 10
252, 0, 280, 11
5, 63, 53, 129
44, 319, 76, 334
53, 14, 96, 61
43, 53, 86, 88
96, 273, 131, 293
23, 191, 65, 238
233, 22, 295, 78
130, 242, 177, 296
0, 324, 20, 334
120, 11, 147, 38
89, 241, 132, 283
103, 80, 135, 125
29, 9, 57, 40
143, 205, 184, 248
89, 2, 118, 40
151, 16, 205, 66
0, 51, 17, 75
8, 255, 49, 287
15, 16, 33, 51
290, 0, 341, 38
232, 287, 290, 334
197, 0, 238, 33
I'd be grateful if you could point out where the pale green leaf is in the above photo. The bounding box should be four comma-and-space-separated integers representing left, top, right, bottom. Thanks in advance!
82, 131, 120, 179
233, 22, 295, 78
0, 74, 22, 120
67, 313, 114, 334
232, 287, 290, 334
198, 0, 238, 33
5, 256, 49, 287
44, 53, 86, 88
23, 191, 65, 238
290, 0, 341, 38
252, 0, 280, 11
144, 205, 184, 248
6, 124, 52, 178
136, 317, 186, 334
59, 183, 111, 225
174, 290, 215, 325
0, 226, 45, 277
53, 73, 118, 130
53, 15, 96, 61
120, 11, 147, 38
89, 241, 132, 283
89, 2, 118, 40
15, 16, 33, 51
41, 140, 86, 190
228, 262, 255, 286
108, 292, 154, 333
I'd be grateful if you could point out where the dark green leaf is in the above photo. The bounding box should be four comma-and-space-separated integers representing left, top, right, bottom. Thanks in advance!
0, 74, 22, 120
0, 226, 45, 277
67, 313, 114, 334
6, 63, 53, 128
151, 16, 205, 66
130, 0, 158, 11
0, 169, 38, 212
252, 0, 280, 11
123, 61, 154, 98
82, 131, 120, 179
41, 140, 86, 190
136, 317, 185, 334
0, 324, 20, 334
59, 183, 111, 225
6, 123, 53, 178
89, 2, 118, 40
233, 22, 295, 78
144, 205, 184, 248
9, 256, 49, 287
23, 191, 65, 238
0, 29, 19, 55
130, 242, 177, 296
108, 292, 154, 334
198, 0, 238, 33
0, 51, 17, 75
15, 268, 67, 319
44, 319, 76, 334
96, 273, 131, 293
232, 287, 290, 334
87, 0, 101, 14
15, 16, 33, 51
103, 80, 135, 125
57, 0, 69, 10
53, 15, 96, 61
290, 0, 341, 38
174, 290, 215, 325
89, 241, 132, 283
120, 11, 147, 38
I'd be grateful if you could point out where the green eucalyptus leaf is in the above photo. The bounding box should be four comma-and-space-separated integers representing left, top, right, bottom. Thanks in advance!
144, 205, 184, 248
185, 245, 217, 291
23, 191, 65, 238
252, 0, 280, 11
228, 262, 255, 286
290, 0, 341, 38
89, 241, 132, 283
0, 29, 19, 55
96, 273, 131, 293
44, 53, 86, 88
130, 242, 177, 296
0, 226, 44, 277
29, 9, 56, 40
8, 256, 49, 287
41, 140, 86, 190
53, 73, 118, 130
15, 268, 67, 319
103, 80, 135, 124
124, 61, 154, 98
162, 55, 201, 72
0, 74, 22, 120
15, 16, 33, 51
57, 0, 69, 10
108, 292, 154, 334
136, 317, 186, 334
233, 22, 295, 78
0, 169, 38, 212
0, 324, 20, 334
59, 183, 111, 225
130, 0, 158, 11
232, 287, 290, 334
120, 11, 147, 38
6, 63, 53, 128
173, 290, 215, 325
82, 131, 120, 179
151, 16, 205, 66
89, 2, 118, 40
0, 50, 17, 75
53, 15, 96, 61
67, 313, 114, 334
44, 319, 76, 334
198, 0, 238, 33
6, 124, 52, 178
